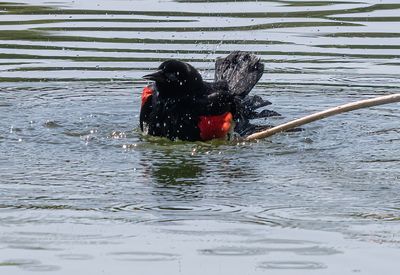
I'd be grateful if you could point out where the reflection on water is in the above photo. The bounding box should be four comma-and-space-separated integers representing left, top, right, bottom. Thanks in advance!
0, 0, 400, 87
1, 0, 400, 274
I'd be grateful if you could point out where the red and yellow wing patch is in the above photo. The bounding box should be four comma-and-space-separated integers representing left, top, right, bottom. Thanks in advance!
141, 85, 154, 106
198, 112, 233, 141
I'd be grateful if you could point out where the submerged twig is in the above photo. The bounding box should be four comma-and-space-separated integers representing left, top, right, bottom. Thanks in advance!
245, 93, 400, 141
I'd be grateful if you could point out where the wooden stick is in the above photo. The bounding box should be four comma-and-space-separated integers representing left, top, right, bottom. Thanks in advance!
245, 93, 400, 141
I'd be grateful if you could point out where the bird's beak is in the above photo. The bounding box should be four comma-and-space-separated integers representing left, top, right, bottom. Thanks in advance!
142, 70, 164, 82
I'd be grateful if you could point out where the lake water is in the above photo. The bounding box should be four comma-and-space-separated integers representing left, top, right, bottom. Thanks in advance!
1, 0, 400, 274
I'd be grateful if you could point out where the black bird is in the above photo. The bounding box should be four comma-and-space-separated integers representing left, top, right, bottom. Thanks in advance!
139, 51, 280, 141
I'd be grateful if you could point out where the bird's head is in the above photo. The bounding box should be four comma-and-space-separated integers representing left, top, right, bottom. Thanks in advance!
142, 60, 203, 97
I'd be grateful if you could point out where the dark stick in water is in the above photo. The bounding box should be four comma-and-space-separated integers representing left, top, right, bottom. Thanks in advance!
245, 93, 400, 141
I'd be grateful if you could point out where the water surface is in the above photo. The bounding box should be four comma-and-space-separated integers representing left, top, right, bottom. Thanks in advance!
1, 0, 400, 274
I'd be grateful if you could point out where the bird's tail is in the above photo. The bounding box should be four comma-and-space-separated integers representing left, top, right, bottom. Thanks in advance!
214, 51, 280, 136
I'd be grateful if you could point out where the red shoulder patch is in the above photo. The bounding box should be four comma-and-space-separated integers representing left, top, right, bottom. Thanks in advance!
141, 85, 154, 107
198, 112, 233, 141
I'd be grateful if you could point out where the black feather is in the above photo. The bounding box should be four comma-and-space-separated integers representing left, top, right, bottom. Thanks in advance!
214, 51, 280, 136
215, 51, 264, 96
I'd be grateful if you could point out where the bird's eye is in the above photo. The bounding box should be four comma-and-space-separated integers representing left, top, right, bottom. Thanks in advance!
165, 72, 178, 82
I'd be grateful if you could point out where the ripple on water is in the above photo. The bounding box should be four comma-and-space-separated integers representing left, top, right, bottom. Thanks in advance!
0, 259, 40, 267
0, 0, 399, 86
243, 238, 341, 256
109, 251, 178, 262
19, 264, 61, 272
0, 259, 60, 272
110, 203, 243, 215
57, 254, 94, 261
105, 203, 248, 225
254, 206, 400, 228
198, 239, 340, 257
258, 261, 327, 270
7, 244, 62, 251
43, 120, 62, 128
199, 246, 268, 256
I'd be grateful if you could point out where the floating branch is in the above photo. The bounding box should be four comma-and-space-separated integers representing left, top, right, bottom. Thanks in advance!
245, 93, 400, 141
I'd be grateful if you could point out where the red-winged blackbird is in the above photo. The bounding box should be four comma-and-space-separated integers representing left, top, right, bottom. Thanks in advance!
140, 51, 280, 141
